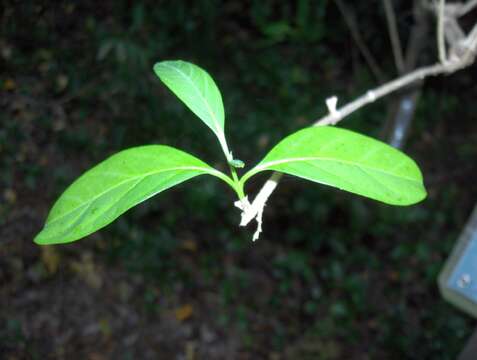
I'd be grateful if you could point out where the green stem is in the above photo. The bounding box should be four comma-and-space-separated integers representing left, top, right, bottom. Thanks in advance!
217, 133, 245, 200
229, 164, 245, 199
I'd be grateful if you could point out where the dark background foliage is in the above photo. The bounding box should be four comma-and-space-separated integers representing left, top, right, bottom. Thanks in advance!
1, 1, 477, 359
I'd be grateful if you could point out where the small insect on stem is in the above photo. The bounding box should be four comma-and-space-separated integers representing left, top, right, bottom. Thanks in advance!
228, 159, 245, 168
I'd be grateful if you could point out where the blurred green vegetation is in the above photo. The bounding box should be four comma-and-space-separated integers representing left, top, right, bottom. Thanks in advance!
1, 1, 477, 359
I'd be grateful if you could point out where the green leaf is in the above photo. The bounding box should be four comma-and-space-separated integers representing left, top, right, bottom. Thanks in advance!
241, 126, 426, 206
153, 60, 228, 153
34, 145, 232, 245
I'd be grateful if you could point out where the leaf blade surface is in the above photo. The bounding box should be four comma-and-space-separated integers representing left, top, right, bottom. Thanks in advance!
35, 145, 228, 245
153, 60, 225, 136
242, 126, 426, 205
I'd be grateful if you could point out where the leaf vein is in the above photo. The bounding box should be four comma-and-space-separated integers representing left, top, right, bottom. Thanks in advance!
257, 157, 419, 183
46, 166, 211, 226
160, 62, 222, 135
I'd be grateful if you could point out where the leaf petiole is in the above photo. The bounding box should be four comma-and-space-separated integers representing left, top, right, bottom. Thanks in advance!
228, 164, 246, 200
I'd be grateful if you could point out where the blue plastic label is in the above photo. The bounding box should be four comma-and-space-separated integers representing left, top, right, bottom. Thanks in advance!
448, 232, 477, 303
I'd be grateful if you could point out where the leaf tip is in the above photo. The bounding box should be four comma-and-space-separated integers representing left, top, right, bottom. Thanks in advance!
33, 232, 50, 246
392, 184, 427, 206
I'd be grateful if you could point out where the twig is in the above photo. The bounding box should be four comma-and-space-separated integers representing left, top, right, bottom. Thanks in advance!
438, 0, 448, 63
423, 0, 477, 17
459, 0, 477, 16
239, 1, 477, 239
383, 0, 405, 74
314, 63, 449, 126
334, 0, 386, 82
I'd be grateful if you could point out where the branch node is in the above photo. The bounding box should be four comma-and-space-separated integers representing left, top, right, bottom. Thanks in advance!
326, 96, 341, 124
366, 90, 377, 102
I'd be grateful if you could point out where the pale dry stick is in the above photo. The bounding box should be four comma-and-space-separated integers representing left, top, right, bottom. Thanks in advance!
461, 23, 477, 62
238, 7, 477, 239
458, 0, 477, 16
438, 0, 448, 62
468, 19, 477, 46
313, 64, 457, 127
383, 0, 406, 74
334, 0, 386, 82
424, 0, 477, 20
443, 14, 466, 53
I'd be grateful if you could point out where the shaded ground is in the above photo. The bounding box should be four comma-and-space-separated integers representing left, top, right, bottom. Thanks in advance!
1, 1, 477, 359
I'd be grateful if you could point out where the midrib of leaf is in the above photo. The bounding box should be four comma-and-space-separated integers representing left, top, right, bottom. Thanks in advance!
44, 171, 184, 241
161, 62, 223, 136
64, 176, 145, 235
241, 156, 420, 184
46, 165, 232, 226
